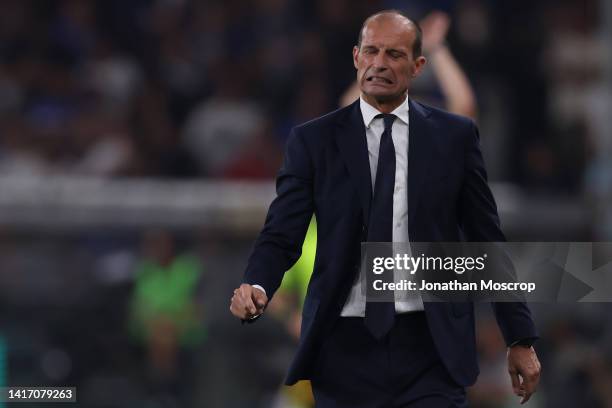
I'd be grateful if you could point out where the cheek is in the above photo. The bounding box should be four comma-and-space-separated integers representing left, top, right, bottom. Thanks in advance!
357, 64, 370, 78
397, 66, 414, 82
391, 64, 408, 76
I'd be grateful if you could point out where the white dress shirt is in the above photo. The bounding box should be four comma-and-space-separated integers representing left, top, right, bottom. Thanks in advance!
253, 96, 423, 317
340, 96, 424, 316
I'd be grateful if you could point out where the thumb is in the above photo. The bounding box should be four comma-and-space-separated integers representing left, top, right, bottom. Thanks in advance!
252, 289, 267, 309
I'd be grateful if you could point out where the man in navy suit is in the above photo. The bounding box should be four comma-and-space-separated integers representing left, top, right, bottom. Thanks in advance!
230, 10, 541, 407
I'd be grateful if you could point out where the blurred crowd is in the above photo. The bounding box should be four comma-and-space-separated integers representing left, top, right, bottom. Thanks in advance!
0, 0, 607, 190
1, 0, 611, 407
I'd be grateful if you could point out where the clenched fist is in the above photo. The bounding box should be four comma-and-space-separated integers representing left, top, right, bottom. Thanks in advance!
230, 283, 268, 320
507, 345, 541, 404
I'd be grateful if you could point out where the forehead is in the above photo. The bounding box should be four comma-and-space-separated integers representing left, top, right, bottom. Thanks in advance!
361, 16, 415, 50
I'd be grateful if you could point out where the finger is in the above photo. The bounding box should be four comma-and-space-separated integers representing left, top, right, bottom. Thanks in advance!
240, 284, 263, 313
235, 286, 249, 303
230, 299, 246, 319
230, 290, 251, 319
520, 388, 532, 404
252, 289, 267, 310
240, 289, 257, 315
509, 370, 521, 396
231, 295, 247, 318
520, 371, 540, 404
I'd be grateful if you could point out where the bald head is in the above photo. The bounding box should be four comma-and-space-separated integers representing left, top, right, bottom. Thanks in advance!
357, 10, 422, 59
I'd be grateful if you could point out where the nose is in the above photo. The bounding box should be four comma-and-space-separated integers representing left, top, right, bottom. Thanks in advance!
372, 51, 388, 71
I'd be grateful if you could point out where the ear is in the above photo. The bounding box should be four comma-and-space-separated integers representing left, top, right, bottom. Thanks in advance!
412, 55, 427, 78
353, 46, 360, 70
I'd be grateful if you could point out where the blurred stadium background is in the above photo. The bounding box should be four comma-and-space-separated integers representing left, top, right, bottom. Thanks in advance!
0, 0, 611, 407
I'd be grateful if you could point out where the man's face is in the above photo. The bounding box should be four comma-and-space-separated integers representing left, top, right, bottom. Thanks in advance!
353, 16, 425, 106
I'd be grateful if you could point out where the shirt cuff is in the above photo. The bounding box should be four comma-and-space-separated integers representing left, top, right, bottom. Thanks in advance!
510, 337, 538, 348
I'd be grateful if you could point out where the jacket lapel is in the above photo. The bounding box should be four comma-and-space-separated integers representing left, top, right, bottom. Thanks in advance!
334, 98, 433, 229
408, 98, 433, 229
335, 101, 372, 223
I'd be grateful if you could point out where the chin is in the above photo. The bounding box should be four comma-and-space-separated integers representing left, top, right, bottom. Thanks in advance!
367, 92, 397, 102
362, 86, 387, 96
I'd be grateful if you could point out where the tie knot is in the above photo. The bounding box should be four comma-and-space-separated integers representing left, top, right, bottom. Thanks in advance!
376, 113, 396, 132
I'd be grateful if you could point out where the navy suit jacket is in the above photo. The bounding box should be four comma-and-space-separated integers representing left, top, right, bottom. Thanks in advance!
243, 98, 537, 386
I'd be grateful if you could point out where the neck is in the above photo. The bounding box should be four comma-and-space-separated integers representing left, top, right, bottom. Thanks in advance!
361, 93, 407, 113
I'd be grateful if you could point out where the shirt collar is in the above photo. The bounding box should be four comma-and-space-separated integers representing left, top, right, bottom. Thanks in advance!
359, 95, 409, 129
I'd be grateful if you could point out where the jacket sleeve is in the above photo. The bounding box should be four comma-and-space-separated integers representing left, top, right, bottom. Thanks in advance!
459, 120, 538, 346
243, 127, 315, 300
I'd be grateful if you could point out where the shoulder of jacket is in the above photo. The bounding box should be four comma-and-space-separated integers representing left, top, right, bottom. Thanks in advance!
412, 99, 474, 129
293, 102, 356, 135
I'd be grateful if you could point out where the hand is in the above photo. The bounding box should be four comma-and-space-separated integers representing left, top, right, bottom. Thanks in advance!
230, 283, 268, 320
507, 345, 541, 404
419, 11, 451, 54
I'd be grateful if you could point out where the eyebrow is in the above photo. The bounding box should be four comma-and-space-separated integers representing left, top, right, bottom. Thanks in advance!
362, 45, 408, 55
387, 48, 407, 56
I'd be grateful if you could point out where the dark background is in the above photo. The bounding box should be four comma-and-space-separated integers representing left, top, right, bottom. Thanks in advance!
0, 0, 611, 407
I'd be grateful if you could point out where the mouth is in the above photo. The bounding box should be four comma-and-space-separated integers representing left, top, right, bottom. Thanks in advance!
366, 76, 393, 84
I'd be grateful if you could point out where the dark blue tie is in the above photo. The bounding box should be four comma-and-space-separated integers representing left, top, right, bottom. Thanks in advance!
365, 113, 397, 339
